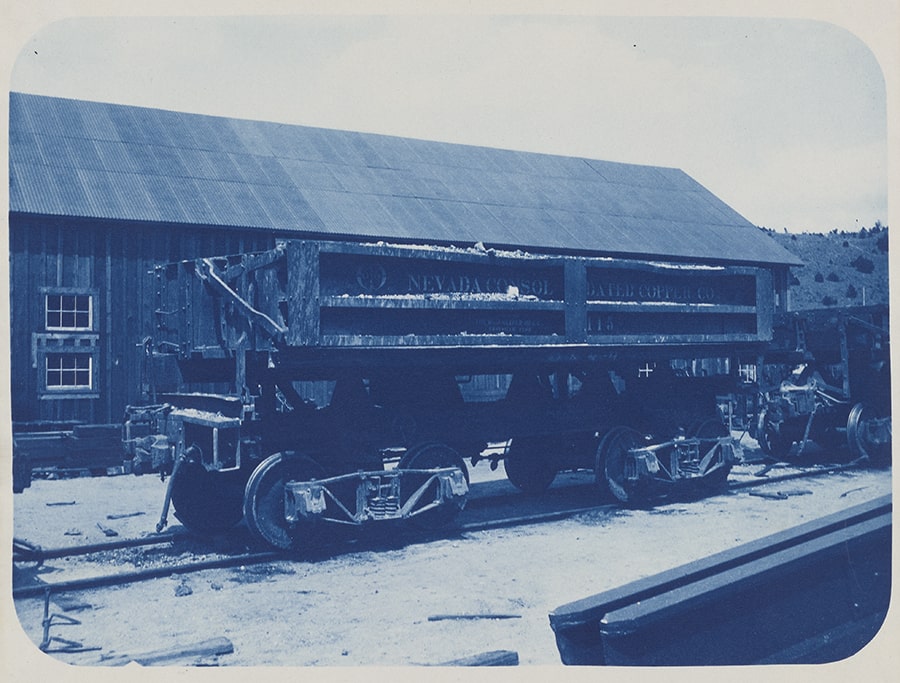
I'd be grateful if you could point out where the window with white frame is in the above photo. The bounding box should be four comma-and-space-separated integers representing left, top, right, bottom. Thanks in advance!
45, 353, 93, 390
35, 288, 99, 398
45, 293, 92, 331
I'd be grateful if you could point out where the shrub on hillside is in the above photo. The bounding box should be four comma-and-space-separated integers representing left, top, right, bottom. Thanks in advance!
846, 284, 858, 299
850, 256, 875, 274
826, 272, 840, 282
822, 295, 838, 306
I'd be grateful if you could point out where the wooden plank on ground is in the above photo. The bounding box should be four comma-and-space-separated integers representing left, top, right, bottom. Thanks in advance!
100, 637, 234, 666
435, 650, 519, 666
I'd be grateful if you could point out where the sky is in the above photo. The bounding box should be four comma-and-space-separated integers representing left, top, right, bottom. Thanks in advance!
5, 6, 895, 234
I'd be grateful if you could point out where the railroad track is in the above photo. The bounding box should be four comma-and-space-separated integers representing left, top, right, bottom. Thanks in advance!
12, 456, 876, 600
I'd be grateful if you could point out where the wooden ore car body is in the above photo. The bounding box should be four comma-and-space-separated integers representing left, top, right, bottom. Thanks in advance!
125, 239, 776, 549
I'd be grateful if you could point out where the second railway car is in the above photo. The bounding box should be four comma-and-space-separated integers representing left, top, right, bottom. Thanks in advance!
125, 239, 780, 550
751, 305, 891, 463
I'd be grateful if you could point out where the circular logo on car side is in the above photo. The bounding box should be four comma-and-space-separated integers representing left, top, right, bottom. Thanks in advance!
356, 263, 387, 293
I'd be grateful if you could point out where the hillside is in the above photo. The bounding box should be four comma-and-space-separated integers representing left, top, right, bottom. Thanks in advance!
760, 225, 890, 311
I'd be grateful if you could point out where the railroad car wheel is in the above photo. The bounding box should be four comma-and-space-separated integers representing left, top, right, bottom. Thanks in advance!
596, 426, 646, 504
757, 410, 793, 460
504, 436, 559, 494
847, 403, 891, 465
399, 442, 468, 530
169, 460, 246, 534
244, 452, 325, 550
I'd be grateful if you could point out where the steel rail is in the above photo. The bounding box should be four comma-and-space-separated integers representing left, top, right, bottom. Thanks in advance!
16, 504, 620, 599
13, 551, 282, 600
14, 532, 181, 563
12, 458, 876, 599
727, 456, 868, 490
11, 461, 812, 564
459, 458, 869, 532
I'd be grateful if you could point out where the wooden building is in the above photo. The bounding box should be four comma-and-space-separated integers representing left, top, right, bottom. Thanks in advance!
8, 92, 800, 430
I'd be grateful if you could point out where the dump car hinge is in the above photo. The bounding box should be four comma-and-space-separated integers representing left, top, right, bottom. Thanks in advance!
195, 258, 287, 338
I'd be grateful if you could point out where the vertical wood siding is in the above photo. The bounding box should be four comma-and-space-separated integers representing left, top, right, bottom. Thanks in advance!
9, 215, 276, 426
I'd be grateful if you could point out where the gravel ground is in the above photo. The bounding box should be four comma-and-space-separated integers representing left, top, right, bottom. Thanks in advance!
4, 448, 896, 677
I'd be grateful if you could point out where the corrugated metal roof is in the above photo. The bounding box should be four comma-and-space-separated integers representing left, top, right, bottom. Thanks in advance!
8, 92, 801, 265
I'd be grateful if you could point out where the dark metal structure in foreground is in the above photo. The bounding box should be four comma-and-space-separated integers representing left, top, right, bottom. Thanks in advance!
549, 494, 891, 665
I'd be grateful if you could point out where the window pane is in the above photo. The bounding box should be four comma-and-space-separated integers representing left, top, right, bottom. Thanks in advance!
45, 293, 92, 329
46, 294, 60, 328
46, 354, 91, 389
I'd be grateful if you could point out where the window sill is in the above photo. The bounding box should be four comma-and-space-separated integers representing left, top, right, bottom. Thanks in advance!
40, 392, 100, 400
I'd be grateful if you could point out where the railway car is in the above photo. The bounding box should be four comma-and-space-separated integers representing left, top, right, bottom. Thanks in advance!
123, 239, 785, 550
751, 305, 891, 463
